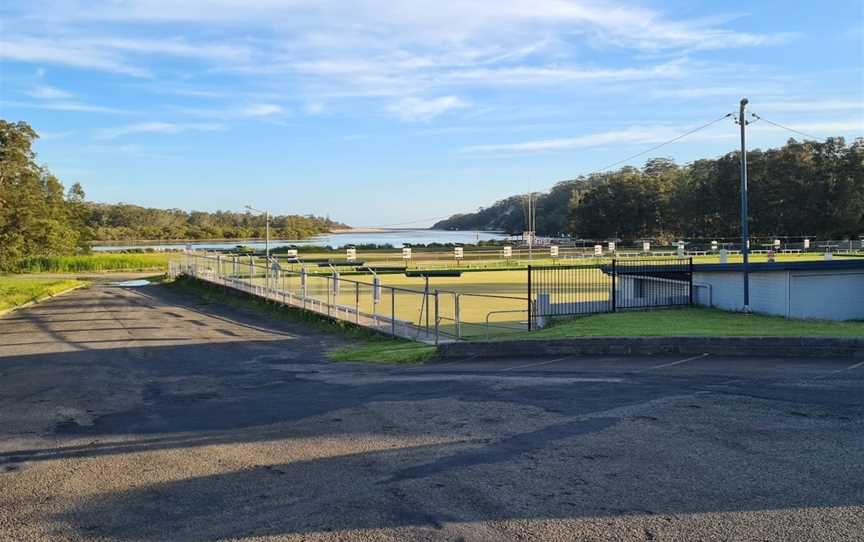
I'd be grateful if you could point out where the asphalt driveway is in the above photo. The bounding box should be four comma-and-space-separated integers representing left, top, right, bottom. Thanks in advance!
1, 283, 862, 541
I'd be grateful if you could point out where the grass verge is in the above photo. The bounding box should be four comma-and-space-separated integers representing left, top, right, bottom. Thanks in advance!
167, 276, 436, 364
329, 340, 437, 364
12, 253, 174, 273
0, 276, 89, 312
512, 306, 864, 339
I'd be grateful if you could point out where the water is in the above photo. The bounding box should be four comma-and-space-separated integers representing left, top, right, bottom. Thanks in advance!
92, 229, 509, 252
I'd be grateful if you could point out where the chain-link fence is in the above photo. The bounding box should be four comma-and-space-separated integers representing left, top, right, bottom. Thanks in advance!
171, 251, 529, 343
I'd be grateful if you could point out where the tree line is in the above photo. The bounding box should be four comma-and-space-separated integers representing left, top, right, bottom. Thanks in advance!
0, 120, 342, 270
434, 137, 864, 242
86, 203, 342, 242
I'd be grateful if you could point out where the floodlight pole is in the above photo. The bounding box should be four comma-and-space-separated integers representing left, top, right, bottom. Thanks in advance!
245, 205, 270, 260
738, 98, 751, 312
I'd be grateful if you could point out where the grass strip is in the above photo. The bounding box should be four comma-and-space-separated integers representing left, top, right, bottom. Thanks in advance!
168, 276, 435, 364
0, 276, 89, 311
12, 253, 174, 273
505, 306, 864, 340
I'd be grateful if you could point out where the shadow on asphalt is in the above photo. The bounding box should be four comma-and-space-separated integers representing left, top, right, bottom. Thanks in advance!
1, 284, 863, 539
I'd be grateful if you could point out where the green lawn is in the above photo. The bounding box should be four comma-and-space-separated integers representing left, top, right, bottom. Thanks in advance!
0, 276, 88, 311
329, 339, 436, 364
517, 307, 864, 339
12, 253, 176, 273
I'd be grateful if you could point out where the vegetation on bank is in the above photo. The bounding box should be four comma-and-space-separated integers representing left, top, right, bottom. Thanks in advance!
434, 138, 864, 241
0, 276, 88, 312
168, 275, 434, 364
10, 253, 174, 273
515, 307, 864, 339
85, 203, 343, 242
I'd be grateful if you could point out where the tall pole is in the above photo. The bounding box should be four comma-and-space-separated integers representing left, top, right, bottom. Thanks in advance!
738, 98, 751, 312
245, 205, 270, 261
265, 211, 270, 260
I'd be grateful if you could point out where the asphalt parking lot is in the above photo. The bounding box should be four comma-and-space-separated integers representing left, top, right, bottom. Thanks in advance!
1, 283, 862, 541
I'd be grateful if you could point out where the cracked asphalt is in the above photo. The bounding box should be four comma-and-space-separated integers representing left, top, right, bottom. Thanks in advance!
1, 283, 862, 541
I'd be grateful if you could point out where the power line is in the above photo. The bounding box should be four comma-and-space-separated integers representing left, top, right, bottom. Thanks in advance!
591, 112, 734, 173
371, 213, 474, 228
361, 111, 736, 229
749, 113, 825, 141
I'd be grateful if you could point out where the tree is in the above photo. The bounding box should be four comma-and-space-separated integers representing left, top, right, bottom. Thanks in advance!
0, 120, 86, 269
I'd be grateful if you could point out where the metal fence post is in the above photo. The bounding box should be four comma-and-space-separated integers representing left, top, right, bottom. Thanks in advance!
355, 282, 360, 324
455, 293, 461, 339
527, 265, 532, 332
434, 290, 440, 345
611, 258, 617, 312
391, 289, 397, 337
689, 257, 694, 305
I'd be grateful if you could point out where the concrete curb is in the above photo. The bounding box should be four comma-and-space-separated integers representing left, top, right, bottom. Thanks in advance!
438, 336, 864, 359
0, 283, 89, 318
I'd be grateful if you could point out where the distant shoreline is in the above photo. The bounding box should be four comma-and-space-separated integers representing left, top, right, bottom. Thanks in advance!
89, 228, 507, 248
328, 228, 390, 234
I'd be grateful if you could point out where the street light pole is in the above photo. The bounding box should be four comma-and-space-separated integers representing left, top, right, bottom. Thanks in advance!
245, 205, 270, 260
737, 98, 751, 312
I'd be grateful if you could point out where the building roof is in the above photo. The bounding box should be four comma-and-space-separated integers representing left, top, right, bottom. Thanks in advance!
694, 258, 864, 273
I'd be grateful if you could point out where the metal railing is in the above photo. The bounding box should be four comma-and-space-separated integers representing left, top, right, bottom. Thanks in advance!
528, 258, 693, 329
172, 251, 529, 343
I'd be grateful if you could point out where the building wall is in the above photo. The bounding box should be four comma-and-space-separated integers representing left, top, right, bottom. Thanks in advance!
790, 272, 864, 320
693, 269, 864, 321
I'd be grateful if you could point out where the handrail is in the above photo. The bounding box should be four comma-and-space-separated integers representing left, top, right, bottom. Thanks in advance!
484, 309, 529, 340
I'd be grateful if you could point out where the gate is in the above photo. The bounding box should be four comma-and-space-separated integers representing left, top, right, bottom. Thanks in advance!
528, 258, 693, 329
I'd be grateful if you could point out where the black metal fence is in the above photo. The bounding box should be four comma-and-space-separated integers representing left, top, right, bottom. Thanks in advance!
528, 258, 693, 329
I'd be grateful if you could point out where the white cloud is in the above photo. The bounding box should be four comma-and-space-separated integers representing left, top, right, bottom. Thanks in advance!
168, 103, 288, 120
28, 85, 74, 99
751, 120, 864, 137
0, 37, 150, 77
1, 1, 791, 89
463, 118, 864, 155
757, 101, 864, 113
240, 103, 284, 117
95, 122, 225, 140
0, 99, 129, 114
386, 96, 470, 122
462, 125, 734, 154
53, 1, 791, 53
305, 102, 325, 115
38, 130, 76, 140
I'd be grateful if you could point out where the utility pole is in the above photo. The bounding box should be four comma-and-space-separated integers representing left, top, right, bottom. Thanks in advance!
737, 98, 751, 312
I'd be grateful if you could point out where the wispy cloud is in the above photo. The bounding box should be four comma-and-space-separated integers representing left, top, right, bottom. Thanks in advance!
95, 122, 225, 140
1, 99, 130, 114
386, 96, 470, 122
0, 37, 150, 77
304, 102, 325, 115
38, 130, 76, 141
28, 84, 74, 99
168, 103, 288, 120
756, 100, 864, 113
239, 103, 284, 117
751, 120, 864, 136
461, 125, 733, 154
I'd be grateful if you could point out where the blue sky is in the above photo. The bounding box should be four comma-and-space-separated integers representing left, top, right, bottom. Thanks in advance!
1, 0, 862, 227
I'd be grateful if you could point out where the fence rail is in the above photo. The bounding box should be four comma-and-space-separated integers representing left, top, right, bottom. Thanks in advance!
173, 251, 528, 343
528, 258, 693, 329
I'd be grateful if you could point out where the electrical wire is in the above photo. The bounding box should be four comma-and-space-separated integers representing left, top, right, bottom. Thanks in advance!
591, 112, 734, 173
360, 111, 735, 229
750, 113, 825, 142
